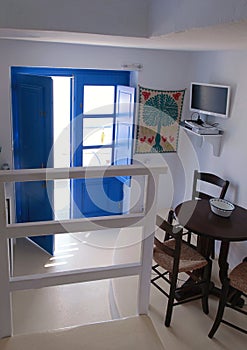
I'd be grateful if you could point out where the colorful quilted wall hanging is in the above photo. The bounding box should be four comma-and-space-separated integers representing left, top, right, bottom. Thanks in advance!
135, 85, 185, 153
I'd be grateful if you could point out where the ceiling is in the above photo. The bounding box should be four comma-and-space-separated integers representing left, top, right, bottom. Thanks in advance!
1, 19, 247, 51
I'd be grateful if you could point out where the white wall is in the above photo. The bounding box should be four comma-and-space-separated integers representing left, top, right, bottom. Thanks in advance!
2, 0, 247, 39
189, 50, 247, 208
0, 38, 194, 211
0, 0, 149, 37
186, 50, 247, 267
149, 0, 247, 36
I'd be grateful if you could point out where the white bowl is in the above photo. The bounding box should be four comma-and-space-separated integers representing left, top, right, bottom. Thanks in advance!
209, 198, 235, 218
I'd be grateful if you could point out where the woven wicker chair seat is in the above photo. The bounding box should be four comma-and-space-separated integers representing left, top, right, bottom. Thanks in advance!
153, 239, 208, 273
229, 261, 247, 294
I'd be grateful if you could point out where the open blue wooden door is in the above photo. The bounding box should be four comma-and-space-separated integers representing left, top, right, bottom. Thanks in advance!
72, 83, 135, 218
114, 86, 135, 170
114, 86, 135, 213
12, 73, 54, 255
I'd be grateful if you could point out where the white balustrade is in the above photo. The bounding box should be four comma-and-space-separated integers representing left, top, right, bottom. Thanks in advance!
0, 163, 167, 338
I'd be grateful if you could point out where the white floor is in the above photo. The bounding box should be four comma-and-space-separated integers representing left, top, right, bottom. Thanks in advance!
10, 232, 246, 350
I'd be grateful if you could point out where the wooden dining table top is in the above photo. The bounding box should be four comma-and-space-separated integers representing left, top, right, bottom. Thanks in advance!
175, 199, 247, 242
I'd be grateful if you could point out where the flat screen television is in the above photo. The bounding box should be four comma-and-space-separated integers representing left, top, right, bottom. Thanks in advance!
190, 82, 230, 118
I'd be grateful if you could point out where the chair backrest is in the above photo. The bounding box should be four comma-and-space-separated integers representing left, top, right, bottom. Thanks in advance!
156, 215, 183, 242
155, 215, 184, 272
192, 170, 229, 200
163, 209, 176, 241
229, 259, 247, 295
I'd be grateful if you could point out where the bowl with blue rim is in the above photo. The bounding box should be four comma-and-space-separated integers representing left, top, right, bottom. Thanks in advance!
209, 198, 235, 218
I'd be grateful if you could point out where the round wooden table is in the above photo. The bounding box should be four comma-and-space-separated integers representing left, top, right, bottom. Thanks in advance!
175, 199, 247, 292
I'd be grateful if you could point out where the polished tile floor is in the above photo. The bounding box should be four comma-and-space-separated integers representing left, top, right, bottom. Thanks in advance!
11, 232, 246, 350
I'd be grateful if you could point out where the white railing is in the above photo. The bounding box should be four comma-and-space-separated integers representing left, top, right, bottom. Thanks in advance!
0, 163, 167, 338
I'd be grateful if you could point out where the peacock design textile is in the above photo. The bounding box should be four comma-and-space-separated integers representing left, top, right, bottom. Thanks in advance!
135, 85, 185, 153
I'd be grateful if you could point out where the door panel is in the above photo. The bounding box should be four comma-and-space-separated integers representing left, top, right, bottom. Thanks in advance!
12, 73, 54, 255
72, 83, 134, 218
114, 86, 135, 213
80, 178, 123, 217
114, 86, 135, 181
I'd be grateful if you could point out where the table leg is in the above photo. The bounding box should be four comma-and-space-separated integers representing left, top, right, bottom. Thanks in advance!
218, 241, 229, 285
207, 241, 229, 298
197, 236, 213, 258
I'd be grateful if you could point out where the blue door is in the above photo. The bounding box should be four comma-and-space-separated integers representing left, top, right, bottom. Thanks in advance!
12, 73, 54, 255
72, 82, 135, 218
114, 86, 135, 176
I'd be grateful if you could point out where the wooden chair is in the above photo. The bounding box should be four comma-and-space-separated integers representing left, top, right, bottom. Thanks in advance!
192, 170, 229, 201
208, 258, 247, 338
188, 170, 230, 256
151, 212, 212, 327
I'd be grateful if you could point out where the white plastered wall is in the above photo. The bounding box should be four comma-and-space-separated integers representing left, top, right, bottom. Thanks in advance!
0, 38, 194, 212
149, 0, 247, 36
184, 49, 247, 268
0, 0, 149, 38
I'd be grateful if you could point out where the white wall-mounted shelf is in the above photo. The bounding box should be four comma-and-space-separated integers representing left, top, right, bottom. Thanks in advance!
181, 126, 223, 157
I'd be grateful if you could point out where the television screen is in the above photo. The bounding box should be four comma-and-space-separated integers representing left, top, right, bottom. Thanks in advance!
190, 83, 230, 118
